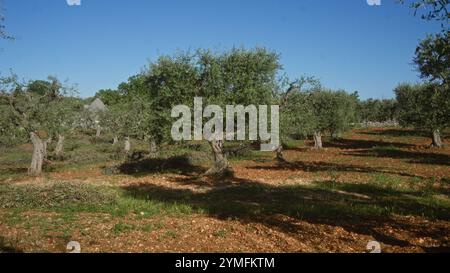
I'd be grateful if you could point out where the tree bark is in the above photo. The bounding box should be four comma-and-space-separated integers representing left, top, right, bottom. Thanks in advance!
313, 131, 323, 150
29, 132, 45, 176
96, 124, 101, 138
275, 145, 286, 162
54, 134, 65, 158
124, 137, 131, 155
204, 139, 233, 177
149, 139, 159, 159
432, 129, 443, 148
43, 138, 49, 159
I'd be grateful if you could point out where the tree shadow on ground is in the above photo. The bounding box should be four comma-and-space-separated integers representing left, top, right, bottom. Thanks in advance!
246, 160, 420, 178
343, 149, 450, 166
0, 237, 23, 253
121, 175, 449, 250
104, 155, 207, 177
0, 168, 29, 182
360, 128, 450, 139
360, 129, 432, 138
324, 138, 416, 150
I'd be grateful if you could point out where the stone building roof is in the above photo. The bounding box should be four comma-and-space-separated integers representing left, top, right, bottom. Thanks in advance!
86, 98, 106, 112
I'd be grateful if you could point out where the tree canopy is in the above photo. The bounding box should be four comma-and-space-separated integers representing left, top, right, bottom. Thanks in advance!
414, 31, 450, 86
395, 82, 450, 146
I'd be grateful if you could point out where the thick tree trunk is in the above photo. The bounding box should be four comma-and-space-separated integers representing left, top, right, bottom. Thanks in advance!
29, 132, 45, 176
149, 139, 159, 159
432, 129, 443, 148
113, 136, 119, 145
313, 131, 323, 150
124, 137, 131, 155
275, 145, 286, 162
54, 134, 65, 158
42, 138, 51, 159
204, 139, 233, 177
96, 124, 101, 138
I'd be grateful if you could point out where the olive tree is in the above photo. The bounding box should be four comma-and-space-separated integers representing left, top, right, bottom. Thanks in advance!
50, 97, 83, 159
99, 101, 135, 155
358, 98, 399, 123
400, 1, 449, 148
0, 75, 75, 175
119, 75, 163, 157
146, 48, 280, 176
277, 76, 319, 160
395, 83, 449, 147
414, 31, 449, 87
305, 89, 358, 149
95, 89, 124, 106
265, 75, 359, 154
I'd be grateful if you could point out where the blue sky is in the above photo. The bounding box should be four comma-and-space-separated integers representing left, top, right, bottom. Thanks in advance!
0, 0, 443, 99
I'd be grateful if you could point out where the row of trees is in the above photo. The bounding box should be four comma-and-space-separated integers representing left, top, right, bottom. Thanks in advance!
1, 45, 448, 177
0, 0, 448, 177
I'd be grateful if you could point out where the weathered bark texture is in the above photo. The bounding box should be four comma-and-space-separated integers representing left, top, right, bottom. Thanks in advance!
432, 129, 443, 148
275, 145, 286, 162
54, 134, 65, 158
149, 139, 159, 159
124, 137, 131, 155
29, 132, 45, 176
96, 124, 101, 138
313, 131, 323, 149
204, 139, 233, 177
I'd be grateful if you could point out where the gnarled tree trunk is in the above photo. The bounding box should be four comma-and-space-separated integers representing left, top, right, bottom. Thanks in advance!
96, 124, 101, 138
204, 139, 233, 177
29, 132, 45, 176
43, 138, 50, 159
313, 131, 323, 149
275, 145, 286, 162
54, 134, 65, 158
149, 139, 159, 159
432, 129, 443, 148
124, 137, 131, 155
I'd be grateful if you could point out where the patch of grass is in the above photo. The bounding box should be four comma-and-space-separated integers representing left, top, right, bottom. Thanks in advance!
0, 146, 31, 165
107, 196, 195, 218
0, 145, 31, 181
283, 139, 305, 150
140, 222, 164, 232
0, 169, 29, 182
0, 181, 117, 209
3, 210, 25, 225
371, 145, 401, 154
213, 229, 228, 238
0, 181, 197, 220
369, 173, 401, 190
163, 230, 178, 239
123, 180, 450, 221
112, 221, 135, 234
